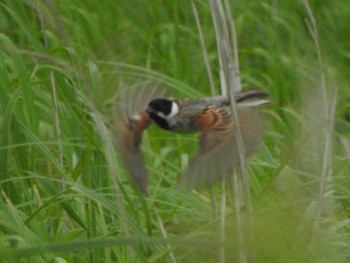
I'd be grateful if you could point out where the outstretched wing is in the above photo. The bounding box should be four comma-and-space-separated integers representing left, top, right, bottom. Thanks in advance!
115, 84, 169, 193
180, 103, 267, 190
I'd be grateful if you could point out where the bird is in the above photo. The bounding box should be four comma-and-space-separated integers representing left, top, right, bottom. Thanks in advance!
115, 85, 269, 193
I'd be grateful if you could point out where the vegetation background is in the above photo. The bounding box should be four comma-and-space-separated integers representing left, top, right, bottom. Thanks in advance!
0, 0, 349, 262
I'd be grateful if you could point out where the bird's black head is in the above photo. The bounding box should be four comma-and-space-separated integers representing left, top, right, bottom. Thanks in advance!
146, 98, 178, 130
147, 99, 173, 116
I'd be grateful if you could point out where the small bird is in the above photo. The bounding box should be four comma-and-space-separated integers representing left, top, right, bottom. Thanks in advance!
115, 86, 269, 193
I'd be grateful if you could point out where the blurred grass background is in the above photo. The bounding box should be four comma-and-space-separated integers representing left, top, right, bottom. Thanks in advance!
0, 0, 350, 262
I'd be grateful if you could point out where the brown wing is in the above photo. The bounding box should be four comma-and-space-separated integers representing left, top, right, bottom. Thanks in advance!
180, 105, 266, 190
114, 85, 169, 193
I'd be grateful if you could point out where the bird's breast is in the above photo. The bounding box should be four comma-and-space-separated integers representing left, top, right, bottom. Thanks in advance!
166, 112, 199, 133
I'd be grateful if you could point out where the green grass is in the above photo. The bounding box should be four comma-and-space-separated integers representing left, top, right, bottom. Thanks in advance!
1, 0, 350, 262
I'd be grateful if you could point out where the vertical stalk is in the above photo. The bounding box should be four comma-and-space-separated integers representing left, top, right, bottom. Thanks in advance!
191, 0, 216, 97
34, 0, 65, 188
34, 0, 68, 231
209, 1, 253, 262
301, 0, 336, 237
219, 179, 226, 263
151, 199, 178, 263
191, 0, 218, 221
